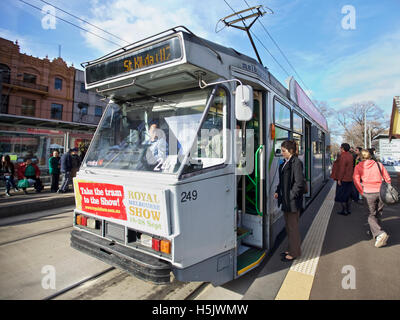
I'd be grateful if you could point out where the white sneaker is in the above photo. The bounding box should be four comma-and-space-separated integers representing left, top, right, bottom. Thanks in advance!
375, 232, 389, 248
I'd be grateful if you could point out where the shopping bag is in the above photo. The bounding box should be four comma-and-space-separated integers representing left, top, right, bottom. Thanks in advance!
17, 179, 30, 189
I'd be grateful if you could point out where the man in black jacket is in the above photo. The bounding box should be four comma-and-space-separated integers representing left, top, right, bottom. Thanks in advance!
58, 149, 73, 193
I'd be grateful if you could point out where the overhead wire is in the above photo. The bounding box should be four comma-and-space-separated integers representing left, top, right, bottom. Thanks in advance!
18, 0, 124, 48
243, 0, 312, 94
38, 0, 130, 45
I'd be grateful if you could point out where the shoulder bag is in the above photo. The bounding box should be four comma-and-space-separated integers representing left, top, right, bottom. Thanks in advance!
376, 162, 399, 205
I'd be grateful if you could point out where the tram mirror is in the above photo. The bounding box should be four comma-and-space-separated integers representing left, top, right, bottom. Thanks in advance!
235, 85, 253, 121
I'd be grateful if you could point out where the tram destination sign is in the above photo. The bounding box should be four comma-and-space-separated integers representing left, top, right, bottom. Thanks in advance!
86, 37, 182, 85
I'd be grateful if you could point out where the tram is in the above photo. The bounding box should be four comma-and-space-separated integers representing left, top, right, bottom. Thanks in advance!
71, 26, 330, 285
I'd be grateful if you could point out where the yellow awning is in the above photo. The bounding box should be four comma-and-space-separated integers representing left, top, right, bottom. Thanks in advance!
389, 96, 400, 141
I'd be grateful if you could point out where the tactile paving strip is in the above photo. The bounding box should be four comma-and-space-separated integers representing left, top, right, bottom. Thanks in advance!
291, 183, 336, 275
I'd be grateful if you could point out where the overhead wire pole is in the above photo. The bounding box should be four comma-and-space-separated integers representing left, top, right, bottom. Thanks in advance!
242, 0, 312, 94
220, 1, 290, 77
219, 3, 267, 65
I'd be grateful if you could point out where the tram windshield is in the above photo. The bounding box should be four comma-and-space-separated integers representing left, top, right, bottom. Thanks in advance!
85, 87, 227, 174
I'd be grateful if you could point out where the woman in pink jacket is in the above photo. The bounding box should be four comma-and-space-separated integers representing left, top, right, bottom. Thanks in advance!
353, 149, 391, 248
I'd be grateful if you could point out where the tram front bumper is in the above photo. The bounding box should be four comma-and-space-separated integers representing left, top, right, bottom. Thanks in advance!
70, 229, 172, 284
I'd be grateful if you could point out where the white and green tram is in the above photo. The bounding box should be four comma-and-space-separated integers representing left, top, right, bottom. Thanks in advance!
71, 26, 330, 285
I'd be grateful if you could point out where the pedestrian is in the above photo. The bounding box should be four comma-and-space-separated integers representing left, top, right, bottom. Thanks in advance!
70, 148, 81, 179
368, 147, 377, 161
274, 140, 305, 262
58, 149, 72, 193
49, 150, 61, 193
17, 158, 43, 194
349, 147, 357, 167
1, 155, 19, 196
353, 147, 363, 201
330, 152, 340, 180
353, 149, 391, 248
355, 147, 362, 166
334, 143, 355, 215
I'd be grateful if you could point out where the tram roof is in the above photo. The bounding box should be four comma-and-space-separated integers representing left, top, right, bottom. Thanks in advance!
82, 26, 260, 68
81, 26, 328, 132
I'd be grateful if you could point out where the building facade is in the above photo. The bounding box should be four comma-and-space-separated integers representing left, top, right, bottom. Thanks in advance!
73, 69, 106, 125
0, 37, 97, 171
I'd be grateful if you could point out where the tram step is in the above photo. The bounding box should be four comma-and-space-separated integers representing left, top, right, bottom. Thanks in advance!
237, 247, 266, 276
236, 227, 252, 241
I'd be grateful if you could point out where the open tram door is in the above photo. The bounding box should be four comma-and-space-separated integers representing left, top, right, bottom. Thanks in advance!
235, 86, 266, 277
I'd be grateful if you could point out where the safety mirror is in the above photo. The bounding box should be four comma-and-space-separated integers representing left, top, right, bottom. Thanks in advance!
235, 85, 253, 121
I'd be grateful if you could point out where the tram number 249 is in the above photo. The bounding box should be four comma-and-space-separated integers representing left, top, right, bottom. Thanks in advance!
180, 190, 198, 203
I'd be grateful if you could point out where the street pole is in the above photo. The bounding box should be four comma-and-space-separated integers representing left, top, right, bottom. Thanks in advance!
369, 126, 372, 148
364, 107, 367, 149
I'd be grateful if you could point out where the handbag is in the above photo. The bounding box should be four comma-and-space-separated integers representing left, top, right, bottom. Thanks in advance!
376, 162, 399, 204
17, 179, 30, 189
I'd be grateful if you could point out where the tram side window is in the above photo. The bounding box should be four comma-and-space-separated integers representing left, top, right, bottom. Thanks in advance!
274, 127, 290, 155
274, 99, 291, 155
292, 112, 303, 154
274, 99, 291, 129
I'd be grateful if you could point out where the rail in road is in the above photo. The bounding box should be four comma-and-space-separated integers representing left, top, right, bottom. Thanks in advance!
0, 205, 206, 300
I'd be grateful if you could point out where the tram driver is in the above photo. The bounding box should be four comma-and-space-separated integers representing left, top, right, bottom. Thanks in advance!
144, 122, 168, 167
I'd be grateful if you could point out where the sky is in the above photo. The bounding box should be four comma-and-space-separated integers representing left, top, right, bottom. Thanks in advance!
1, 0, 400, 137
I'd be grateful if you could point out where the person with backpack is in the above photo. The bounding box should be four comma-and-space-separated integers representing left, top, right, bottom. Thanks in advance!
17, 158, 43, 194
353, 149, 391, 248
274, 140, 306, 262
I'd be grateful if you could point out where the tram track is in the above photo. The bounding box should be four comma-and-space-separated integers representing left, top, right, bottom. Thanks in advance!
0, 224, 72, 247
43, 267, 116, 300
0, 206, 209, 300
44, 260, 208, 300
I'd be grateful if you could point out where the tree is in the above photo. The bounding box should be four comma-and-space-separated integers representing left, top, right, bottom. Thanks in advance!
313, 100, 388, 149
313, 100, 341, 140
337, 101, 387, 148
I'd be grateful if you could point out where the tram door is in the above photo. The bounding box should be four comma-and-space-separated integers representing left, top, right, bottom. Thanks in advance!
304, 120, 311, 197
321, 132, 326, 180
237, 91, 264, 249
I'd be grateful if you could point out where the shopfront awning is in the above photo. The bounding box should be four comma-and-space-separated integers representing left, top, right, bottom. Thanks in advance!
389, 96, 400, 142
0, 114, 98, 132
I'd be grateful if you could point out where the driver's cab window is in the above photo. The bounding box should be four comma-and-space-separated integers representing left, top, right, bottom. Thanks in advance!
84, 87, 228, 174
192, 88, 227, 167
